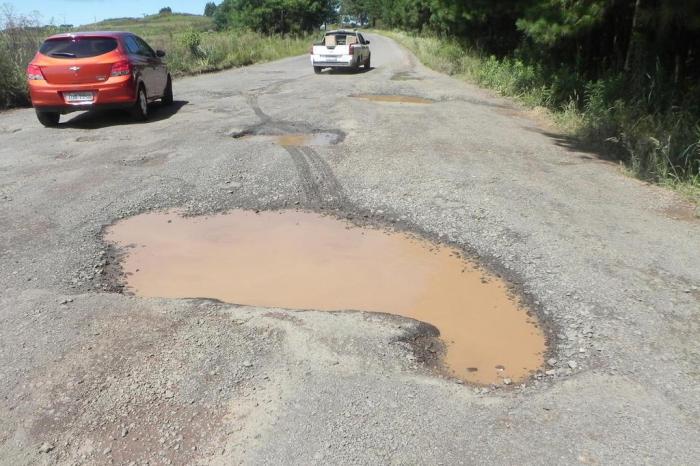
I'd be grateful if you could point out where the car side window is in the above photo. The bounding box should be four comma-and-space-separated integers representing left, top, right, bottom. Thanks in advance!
123, 36, 140, 55
135, 37, 156, 58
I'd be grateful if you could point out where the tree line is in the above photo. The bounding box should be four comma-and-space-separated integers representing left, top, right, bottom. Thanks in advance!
206, 1, 699, 98
348, 1, 698, 95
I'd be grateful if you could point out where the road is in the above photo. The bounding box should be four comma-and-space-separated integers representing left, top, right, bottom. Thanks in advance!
1, 33, 699, 465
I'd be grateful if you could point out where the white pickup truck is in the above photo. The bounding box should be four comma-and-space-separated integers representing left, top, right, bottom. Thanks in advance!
310, 30, 371, 74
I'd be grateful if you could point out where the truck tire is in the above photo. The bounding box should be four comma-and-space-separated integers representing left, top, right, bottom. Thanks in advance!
364, 55, 371, 69
314, 66, 322, 74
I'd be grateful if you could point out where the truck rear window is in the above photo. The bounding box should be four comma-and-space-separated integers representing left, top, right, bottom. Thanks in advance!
39, 37, 118, 59
325, 34, 358, 46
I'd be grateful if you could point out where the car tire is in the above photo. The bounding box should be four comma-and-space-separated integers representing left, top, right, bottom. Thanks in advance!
364, 55, 371, 69
132, 85, 149, 121
162, 75, 173, 105
36, 110, 60, 127
314, 66, 322, 74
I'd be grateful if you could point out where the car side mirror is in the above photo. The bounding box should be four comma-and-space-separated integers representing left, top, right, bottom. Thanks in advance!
365, 40, 370, 44
156, 50, 166, 58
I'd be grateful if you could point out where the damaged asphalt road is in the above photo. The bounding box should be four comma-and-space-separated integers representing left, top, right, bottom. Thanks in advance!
1, 34, 699, 464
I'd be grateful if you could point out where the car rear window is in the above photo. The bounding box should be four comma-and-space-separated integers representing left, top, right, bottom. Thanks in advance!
39, 37, 118, 59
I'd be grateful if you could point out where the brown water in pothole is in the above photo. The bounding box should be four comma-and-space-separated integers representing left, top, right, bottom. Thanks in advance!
105, 210, 545, 384
237, 132, 341, 146
352, 94, 434, 104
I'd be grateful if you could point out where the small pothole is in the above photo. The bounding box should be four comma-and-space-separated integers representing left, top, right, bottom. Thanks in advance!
234, 132, 342, 146
391, 72, 423, 81
105, 210, 546, 385
351, 94, 434, 104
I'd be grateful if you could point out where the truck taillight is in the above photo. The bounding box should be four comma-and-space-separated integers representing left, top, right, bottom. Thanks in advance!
110, 60, 131, 77
27, 64, 44, 80
349, 45, 355, 56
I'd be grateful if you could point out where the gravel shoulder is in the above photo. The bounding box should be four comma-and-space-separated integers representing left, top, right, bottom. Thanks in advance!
0, 34, 698, 464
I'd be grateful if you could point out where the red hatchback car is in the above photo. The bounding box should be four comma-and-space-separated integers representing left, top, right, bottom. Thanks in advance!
27, 32, 173, 126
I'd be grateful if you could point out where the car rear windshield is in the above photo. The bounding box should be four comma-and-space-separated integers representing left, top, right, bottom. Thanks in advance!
39, 37, 118, 59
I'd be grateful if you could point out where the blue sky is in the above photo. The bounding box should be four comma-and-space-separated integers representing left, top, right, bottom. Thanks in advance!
4, 0, 209, 26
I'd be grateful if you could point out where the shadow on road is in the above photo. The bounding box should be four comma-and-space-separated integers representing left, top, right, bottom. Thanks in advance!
524, 126, 622, 164
325, 66, 375, 75
60, 100, 188, 129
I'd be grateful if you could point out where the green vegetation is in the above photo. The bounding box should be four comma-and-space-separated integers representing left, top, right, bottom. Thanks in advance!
214, 0, 337, 34
350, 1, 700, 191
0, 9, 312, 109
204, 3, 218, 17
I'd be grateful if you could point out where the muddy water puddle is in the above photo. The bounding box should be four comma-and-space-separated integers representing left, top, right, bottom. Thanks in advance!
106, 210, 545, 384
352, 94, 434, 104
235, 132, 341, 146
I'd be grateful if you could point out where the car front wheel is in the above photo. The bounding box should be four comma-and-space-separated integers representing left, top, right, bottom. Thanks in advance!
36, 110, 60, 127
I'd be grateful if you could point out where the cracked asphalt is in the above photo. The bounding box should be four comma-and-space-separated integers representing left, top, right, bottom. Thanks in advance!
1, 33, 699, 465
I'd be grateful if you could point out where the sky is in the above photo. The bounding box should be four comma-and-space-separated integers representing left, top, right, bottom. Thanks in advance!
3, 0, 209, 27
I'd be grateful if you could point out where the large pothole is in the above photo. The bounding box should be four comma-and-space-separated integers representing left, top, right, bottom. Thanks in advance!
105, 210, 546, 385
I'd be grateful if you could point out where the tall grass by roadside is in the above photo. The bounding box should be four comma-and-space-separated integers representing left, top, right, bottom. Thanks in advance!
153, 29, 311, 76
0, 11, 311, 109
382, 30, 700, 199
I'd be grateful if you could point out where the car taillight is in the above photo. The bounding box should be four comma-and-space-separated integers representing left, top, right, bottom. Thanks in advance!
349, 45, 355, 56
27, 64, 44, 81
110, 60, 131, 77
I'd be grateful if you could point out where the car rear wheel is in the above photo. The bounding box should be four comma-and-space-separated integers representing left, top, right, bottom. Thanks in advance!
364, 55, 371, 69
162, 75, 173, 105
132, 86, 149, 121
36, 110, 60, 127
314, 66, 322, 74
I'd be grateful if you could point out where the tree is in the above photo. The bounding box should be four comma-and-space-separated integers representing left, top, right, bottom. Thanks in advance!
215, 0, 337, 34
159, 7, 172, 15
204, 2, 217, 17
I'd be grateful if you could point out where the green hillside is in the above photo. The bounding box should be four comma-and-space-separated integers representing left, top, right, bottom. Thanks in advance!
82, 13, 215, 38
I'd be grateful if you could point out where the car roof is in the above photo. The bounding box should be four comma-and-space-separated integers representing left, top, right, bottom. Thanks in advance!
326, 30, 358, 35
45, 31, 134, 40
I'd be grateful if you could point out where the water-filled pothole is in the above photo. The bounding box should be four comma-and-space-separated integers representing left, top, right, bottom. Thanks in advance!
352, 94, 434, 104
391, 72, 423, 81
105, 210, 546, 384
235, 132, 342, 146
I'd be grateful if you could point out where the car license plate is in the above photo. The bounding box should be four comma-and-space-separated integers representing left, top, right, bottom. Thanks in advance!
323, 56, 338, 61
64, 92, 94, 103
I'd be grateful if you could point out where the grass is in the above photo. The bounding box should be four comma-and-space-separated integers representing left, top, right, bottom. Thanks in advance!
0, 12, 311, 108
379, 30, 700, 201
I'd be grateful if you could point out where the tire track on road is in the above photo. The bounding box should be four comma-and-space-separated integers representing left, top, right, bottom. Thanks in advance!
284, 146, 322, 205
299, 146, 347, 208
243, 86, 347, 209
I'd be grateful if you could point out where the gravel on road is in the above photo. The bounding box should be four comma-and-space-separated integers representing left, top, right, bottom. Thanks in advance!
0, 33, 698, 465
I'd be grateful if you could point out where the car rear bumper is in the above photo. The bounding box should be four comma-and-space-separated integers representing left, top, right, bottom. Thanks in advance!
29, 76, 136, 114
311, 55, 358, 68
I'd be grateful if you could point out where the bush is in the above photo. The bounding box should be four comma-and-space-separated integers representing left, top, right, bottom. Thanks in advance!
0, 8, 50, 107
